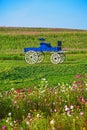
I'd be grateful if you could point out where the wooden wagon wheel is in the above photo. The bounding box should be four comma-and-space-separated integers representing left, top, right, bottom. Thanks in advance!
50, 52, 60, 64
37, 52, 45, 63
59, 53, 66, 63
25, 51, 38, 64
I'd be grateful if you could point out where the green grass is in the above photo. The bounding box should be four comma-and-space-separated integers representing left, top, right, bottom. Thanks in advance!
0, 27, 87, 91
0, 27, 87, 129
0, 53, 87, 91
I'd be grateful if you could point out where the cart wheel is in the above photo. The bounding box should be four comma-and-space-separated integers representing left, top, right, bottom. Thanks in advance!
59, 53, 66, 63
25, 51, 38, 64
37, 52, 44, 63
50, 52, 60, 64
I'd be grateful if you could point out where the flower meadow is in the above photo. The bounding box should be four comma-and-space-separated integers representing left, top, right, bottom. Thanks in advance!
0, 75, 87, 130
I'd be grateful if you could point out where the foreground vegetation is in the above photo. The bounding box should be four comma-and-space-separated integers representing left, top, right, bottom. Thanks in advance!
0, 75, 87, 130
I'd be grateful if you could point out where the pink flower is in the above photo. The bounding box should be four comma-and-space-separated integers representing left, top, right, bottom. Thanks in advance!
77, 81, 82, 85
85, 76, 87, 79
81, 98, 86, 104
2, 126, 7, 130
75, 75, 81, 79
80, 112, 84, 116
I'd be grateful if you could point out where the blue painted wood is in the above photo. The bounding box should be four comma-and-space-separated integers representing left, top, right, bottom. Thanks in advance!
24, 41, 62, 52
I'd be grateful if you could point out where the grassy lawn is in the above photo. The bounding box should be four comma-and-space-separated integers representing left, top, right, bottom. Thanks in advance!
0, 53, 87, 91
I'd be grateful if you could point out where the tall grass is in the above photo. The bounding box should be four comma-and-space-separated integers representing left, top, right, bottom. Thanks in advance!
0, 31, 87, 51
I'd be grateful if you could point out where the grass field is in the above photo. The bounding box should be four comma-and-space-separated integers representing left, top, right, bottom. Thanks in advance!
0, 27, 87, 91
0, 27, 87, 129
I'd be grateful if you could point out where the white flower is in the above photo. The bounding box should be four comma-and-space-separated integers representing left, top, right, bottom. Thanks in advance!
6, 119, 9, 123
65, 107, 69, 112
37, 114, 40, 118
64, 105, 69, 112
50, 119, 55, 125
67, 111, 71, 116
55, 91, 57, 94
85, 83, 87, 86
8, 112, 11, 116
54, 109, 57, 112
41, 78, 46, 81
26, 121, 30, 125
70, 105, 74, 110
10, 122, 13, 127
53, 102, 55, 105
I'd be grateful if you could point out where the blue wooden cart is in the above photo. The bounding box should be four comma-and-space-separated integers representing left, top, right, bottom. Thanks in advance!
24, 38, 65, 64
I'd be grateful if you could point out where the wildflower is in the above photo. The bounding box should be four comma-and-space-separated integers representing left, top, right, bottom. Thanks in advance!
67, 111, 71, 116
6, 119, 9, 123
28, 113, 31, 117
77, 81, 82, 85
26, 121, 30, 125
10, 123, 13, 127
50, 119, 55, 125
37, 114, 41, 118
41, 78, 46, 81
81, 98, 86, 104
70, 105, 74, 110
85, 76, 87, 79
55, 91, 57, 94
53, 102, 55, 105
14, 120, 17, 124
64, 105, 70, 112
2, 126, 7, 130
80, 112, 84, 116
54, 109, 57, 112
75, 74, 81, 79
8, 112, 11, 116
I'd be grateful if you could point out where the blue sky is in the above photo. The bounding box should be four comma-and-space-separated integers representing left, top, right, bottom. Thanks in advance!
0, 0, 87, 29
